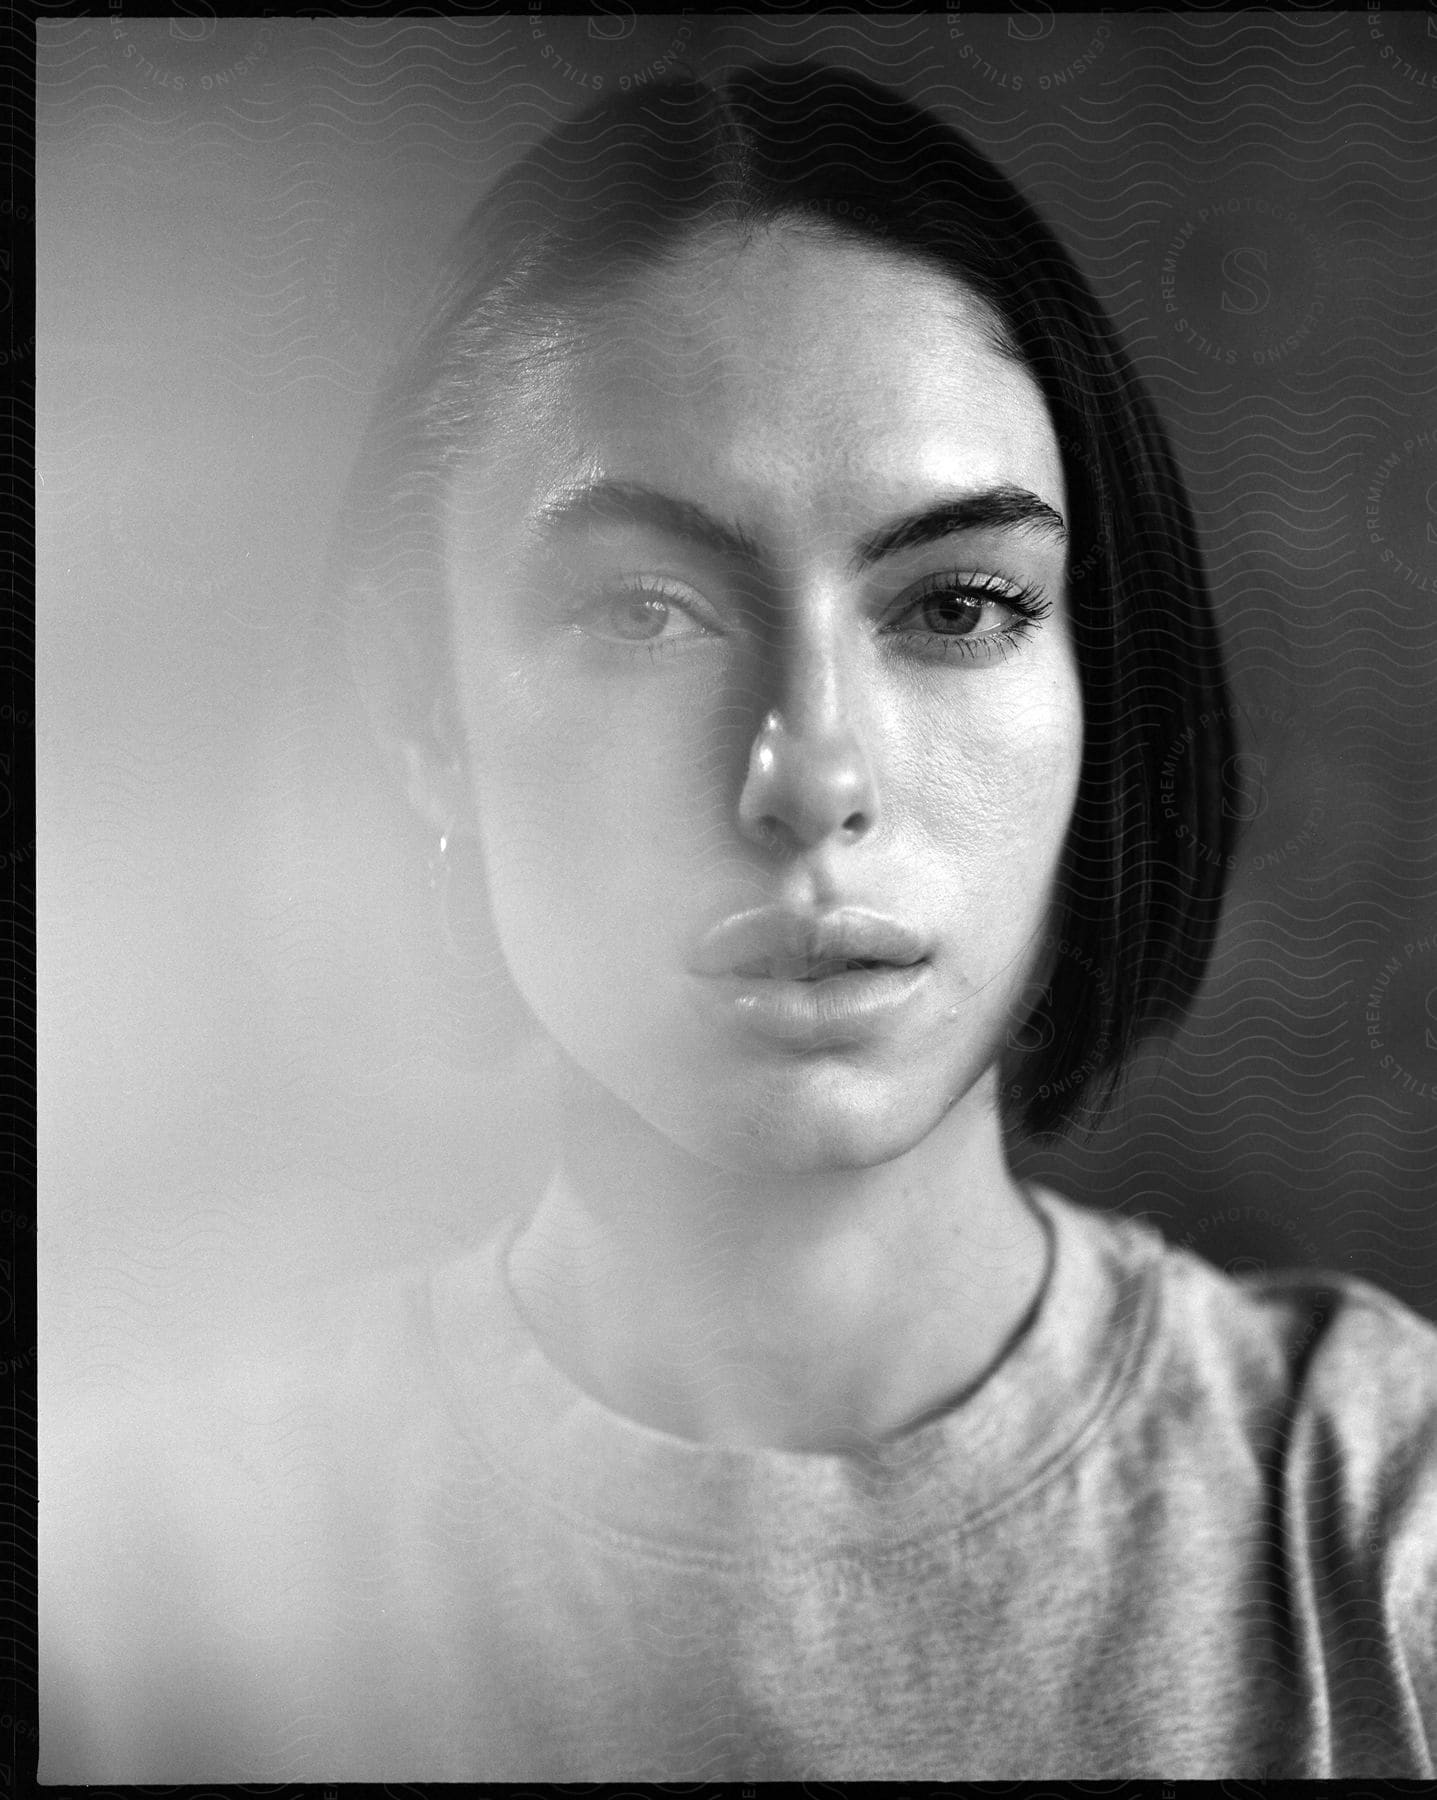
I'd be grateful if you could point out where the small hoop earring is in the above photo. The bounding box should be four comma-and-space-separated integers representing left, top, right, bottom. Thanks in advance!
418, 828, 539, 1051
427, 831, 469, 961
428, 829, 509, 976
427, 832, 448, 894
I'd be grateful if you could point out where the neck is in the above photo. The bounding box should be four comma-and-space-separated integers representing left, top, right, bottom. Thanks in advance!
504, 1057, 1050, 1453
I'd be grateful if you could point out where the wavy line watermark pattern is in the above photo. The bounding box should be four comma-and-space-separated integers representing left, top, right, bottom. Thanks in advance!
105, 8, 276, 101
1156, 196, 1333, 375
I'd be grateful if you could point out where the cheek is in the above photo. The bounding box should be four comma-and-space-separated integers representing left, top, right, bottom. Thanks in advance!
459, 652, 718, 939
904, 676, 1083, 886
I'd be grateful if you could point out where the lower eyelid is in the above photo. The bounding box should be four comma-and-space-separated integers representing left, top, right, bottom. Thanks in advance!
888, 597, 1029, 634
609, 580, 718, 624
888, 613, 1043, 660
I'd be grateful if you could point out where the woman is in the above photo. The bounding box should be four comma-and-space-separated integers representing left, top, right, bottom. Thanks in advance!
43, 61, 1437, 1781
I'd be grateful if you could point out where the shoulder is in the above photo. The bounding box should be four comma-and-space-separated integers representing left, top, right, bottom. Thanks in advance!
1154, 1226, 1437, 1464
42, 1247, 486, 1781
46, 1241, 497, 1549
48, 1245, 469, 1507
1113, 1209, 1437, 1606
1049, 1190, 1437, 1510
1234, 1262, 1437, 1552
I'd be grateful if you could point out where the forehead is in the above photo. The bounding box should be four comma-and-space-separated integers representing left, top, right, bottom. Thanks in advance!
480, 225, 1065, 542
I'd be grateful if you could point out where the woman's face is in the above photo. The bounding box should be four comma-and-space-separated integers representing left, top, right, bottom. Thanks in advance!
445, 225, 1084, 1175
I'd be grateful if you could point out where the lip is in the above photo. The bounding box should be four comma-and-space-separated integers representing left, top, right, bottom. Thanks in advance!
689, 906, 931, 981
687, 907, 933, 1043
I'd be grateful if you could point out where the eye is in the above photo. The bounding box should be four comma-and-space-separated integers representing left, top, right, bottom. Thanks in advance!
886, 572, 1051, 659
909, 591, 1002, 637
577, 578, 717, 649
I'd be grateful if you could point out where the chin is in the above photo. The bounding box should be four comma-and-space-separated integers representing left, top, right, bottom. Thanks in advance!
651, 1064, 970, 1178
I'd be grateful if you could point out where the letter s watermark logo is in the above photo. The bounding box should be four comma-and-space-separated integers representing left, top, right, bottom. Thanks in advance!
169, 1, 217, 44
1007, 980, 1056, 1055
1007, 1, 1055, 42
1222, 751, 1268, 825
1220, 246, 1272, 316
588, 2, 636, 43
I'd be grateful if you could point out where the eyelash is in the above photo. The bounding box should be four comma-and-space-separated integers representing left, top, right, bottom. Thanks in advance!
567, 577, 717, 662
571, 571, 1052, 664
884, 572, 1053, 663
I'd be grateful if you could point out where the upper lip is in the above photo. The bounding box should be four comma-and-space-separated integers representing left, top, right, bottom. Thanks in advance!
689, 907, 931, 981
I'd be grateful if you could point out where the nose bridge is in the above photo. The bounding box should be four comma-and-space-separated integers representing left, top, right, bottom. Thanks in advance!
772, 593, 851, 731
737, 585, 880, 852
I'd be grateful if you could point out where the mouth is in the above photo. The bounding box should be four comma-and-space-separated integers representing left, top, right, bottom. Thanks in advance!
686, 908, 934, 1041
691, 953, 932, 1043
690, 907, 932, 984
733, 955, 925, 982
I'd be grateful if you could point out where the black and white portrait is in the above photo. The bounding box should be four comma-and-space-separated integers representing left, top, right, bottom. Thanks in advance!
39, 9, 1437, 1782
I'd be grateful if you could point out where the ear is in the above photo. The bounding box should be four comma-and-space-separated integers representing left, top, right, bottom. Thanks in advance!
342, 576, 478, 838
389, 688, 478, 842
394, 736, 474, 841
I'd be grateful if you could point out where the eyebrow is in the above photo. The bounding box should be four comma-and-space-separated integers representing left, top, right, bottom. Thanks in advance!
533, 478, 1068, 575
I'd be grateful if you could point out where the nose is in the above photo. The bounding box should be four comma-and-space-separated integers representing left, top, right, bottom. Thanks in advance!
736, 652, 880, 854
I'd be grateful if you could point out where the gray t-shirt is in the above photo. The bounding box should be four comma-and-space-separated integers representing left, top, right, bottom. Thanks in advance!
41, 1187, 1437, 1780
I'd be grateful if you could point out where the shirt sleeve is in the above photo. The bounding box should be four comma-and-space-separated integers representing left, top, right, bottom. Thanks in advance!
1284, 1276, 1437, 1776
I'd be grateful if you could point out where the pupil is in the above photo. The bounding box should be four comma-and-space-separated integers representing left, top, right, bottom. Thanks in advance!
614, 595, 667, 639
923, 594, 980, 634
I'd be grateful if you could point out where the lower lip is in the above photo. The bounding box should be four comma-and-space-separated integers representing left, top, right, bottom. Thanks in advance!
691, 962, 931, 1043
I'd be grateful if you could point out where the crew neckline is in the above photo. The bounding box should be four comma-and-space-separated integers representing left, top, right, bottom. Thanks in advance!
425, 1186, 1163, 1563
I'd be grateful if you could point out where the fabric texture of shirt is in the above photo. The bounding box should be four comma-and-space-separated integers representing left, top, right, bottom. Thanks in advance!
41, 1186, 1437, 1781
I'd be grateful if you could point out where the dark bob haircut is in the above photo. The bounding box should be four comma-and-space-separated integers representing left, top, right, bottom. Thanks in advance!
335, 58, 1240, 1141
